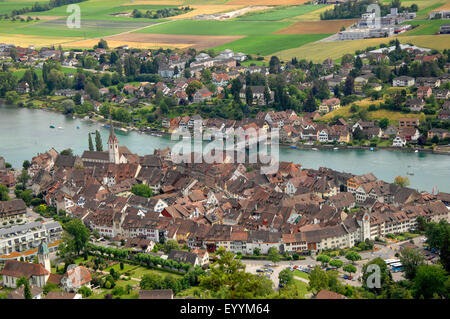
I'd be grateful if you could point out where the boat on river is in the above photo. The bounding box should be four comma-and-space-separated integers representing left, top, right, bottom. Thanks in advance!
49, 125, 55, 129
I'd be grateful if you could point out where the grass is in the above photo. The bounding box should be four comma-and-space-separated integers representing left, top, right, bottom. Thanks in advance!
128, 265, 182, 279
237, 4, 326, 21
401, 19, 450, 36
214, 33, 331, 56
293, 269, 310, 280
292, 279, 310, 297
135, 19, 291, 35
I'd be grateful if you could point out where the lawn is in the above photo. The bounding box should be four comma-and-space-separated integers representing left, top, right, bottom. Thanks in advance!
237, 4, 326, 21
293, 269, 310, 280
214, 33, 331, 56
128, 265, 182, 279
135, 19, 291, 35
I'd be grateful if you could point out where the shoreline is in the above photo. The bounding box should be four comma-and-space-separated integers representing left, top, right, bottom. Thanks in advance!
5, 103, 450, 156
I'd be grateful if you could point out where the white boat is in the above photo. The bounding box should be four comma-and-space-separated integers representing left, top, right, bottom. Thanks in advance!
333, 147, 339, 150
415, 150, 419, 153
57, 126, 63, 129
312, 148, 318, 151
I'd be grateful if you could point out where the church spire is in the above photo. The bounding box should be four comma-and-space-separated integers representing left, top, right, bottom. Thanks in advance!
107, 106, 120, 164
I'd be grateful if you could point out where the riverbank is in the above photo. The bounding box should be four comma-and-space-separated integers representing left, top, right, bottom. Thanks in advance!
5, 102, 450, 156
291, 143, 450, 156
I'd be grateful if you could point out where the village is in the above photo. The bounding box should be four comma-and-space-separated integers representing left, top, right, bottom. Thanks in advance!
0, 37, 449, 152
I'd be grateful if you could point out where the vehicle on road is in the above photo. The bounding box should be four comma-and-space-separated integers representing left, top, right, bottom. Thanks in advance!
256, 269, 264, 273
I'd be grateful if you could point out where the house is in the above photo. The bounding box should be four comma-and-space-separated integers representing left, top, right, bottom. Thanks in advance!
427, 128, 449, 140
0, 199, 27, 227
60, 265, 92, 292
191, 249, 209, 266
138, 289, 174, 299
319, 98, 340, 114
398, 118, 419, 129
7, 285, 43, 299
392, 136, 406, 147
435, 89, 450, 100
393, 76, 415, 87
417, 86, 432, 99
315, 289, 346, 299
16, 82, 30, 94
192, 88, 212, 104
239, 85, 273, 106
398, 127, 420, 142
45, 291, 82, 299
167, 249, 199, 266
406, 98, 425, 112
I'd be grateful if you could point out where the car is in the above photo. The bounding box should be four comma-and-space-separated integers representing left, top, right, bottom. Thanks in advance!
279, 283, 284, 288
256, 269, 264, 273
266, 268, 274, 273
343, 275, 349, 279
293, 265, 298, 269
348, 275, 353, 280
264, 263, 273, 267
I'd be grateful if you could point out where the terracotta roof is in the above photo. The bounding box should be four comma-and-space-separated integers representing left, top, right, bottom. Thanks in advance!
315, 289, 346, 299
0, 260, 50, 278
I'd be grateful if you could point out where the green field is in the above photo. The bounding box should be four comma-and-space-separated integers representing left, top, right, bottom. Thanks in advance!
214, 33, 332, 56
135, 19, 291, 36
237, 5, 327, 21
401, 19, 449, 36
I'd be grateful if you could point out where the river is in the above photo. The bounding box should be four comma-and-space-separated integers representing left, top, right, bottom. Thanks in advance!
0, 105, 449, 193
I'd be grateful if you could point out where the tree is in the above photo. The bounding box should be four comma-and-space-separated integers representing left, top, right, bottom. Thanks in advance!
17, 169, 30, 186
269, 56, 281, 74
0, 184, 9, 201
425, 220, 450, 272
268, 247, 280, 264
345, 251, 361, 264
131, 184, 153, 198
88, 133, 94, 151
413, 265, 448, 299
199, 247, 274, 299
400, 247, 426, 280
279, 268, 294, 286
22, 160, 31, 170
5, 91, 19, 104
344, 76, 354, 96
95, 130, 103, 152
78, 286, 92, 298
64, 219, 90, 255
17, 276, 32, 299
379, 117, 389, 130
60, 148, 73, 156
162, 239, 179, 254
329, 259, 343, 269
97, 39, 108, 49
185, 80, 202, 102
394, 176, 410, 187
62, 99, 75, 115
362, 257, 392, 294
316, 254, 331, 267
343, 264, 357, 275
253, 247, 261, 256
308, 266, 328, 294
245, 86, 253, 105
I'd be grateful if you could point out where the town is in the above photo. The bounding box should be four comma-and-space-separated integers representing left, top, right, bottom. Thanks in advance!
0, 114, 449, 299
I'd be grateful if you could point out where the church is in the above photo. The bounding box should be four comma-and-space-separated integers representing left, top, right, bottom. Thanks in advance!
0, 241, 51, 288
81, 113, 136, 166
0, 241, 92, 292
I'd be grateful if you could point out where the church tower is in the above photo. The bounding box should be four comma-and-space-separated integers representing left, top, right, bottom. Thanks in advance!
361, 212, 371, 241
107, 111, 120, 164
38, 240, 51, 273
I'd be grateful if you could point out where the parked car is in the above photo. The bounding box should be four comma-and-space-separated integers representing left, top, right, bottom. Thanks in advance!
256, 269, 264, 273
264, 263, 273, 267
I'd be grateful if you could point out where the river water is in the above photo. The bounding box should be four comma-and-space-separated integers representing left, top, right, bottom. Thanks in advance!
0, 105, 449, 193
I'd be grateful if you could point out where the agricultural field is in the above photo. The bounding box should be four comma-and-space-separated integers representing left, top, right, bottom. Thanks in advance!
236, 4, 326, 21
275, 19, 357, 34
2, 0, 448, 61
400, 19, 449, 36
214, 33, 331, 56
